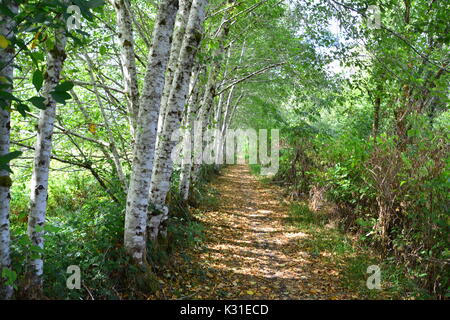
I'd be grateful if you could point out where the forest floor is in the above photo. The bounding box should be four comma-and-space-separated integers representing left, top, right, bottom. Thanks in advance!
149, 165, 379, 300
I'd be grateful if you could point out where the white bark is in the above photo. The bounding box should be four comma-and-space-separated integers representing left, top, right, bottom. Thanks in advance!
149, 0, 207, 241
27, 15, 68, 296
214, 42, 245, 166
212, 46, 234, 166
226, 93, 243, 131
124, 0, 178, 265
179, 65, 201, 200
156, 0, 193, 145
216, 61, 286, 96
0, 0, 18, 300
188, 5, 233, 183
196, 65, 216, 129
195, 5, 232, 167
113, 0, 140, 137
213, 84, 234, 165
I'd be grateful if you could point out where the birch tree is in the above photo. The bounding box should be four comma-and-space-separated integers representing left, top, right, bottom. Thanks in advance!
156, 0, 193, 145
27, 10, 68, 296
180, 3, 234, 186
0, 0, 18, 300
124, 0, 178, 265
112, 0, 140, 137
213, 42, 246, 167
148, 0, 208, 241
179, 65, 202, 201
194, 1, 233, 169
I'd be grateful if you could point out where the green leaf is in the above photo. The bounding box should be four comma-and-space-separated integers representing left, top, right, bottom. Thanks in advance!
0, 4, 15, 18
15, 103, 30, 117
1, 268, 17, 287
99, 45, 107, 55
28, 96, 46, 110
30, 52, 45, 68
32, 70, 44, 92
0, 90, 20, 102
50, 91, 72, 105
44, 224, 61, 233
0, 151, 22, 164
86, 0, 105, 9
46, 38, 54, 51
53, 81, 74, 93
0, 151, 22, 173
30, 245, 45, 254
0, 35, 9, 49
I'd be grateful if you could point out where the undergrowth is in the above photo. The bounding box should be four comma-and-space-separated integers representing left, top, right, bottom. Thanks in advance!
286, 202, 430, 299
7, 165, 220, 299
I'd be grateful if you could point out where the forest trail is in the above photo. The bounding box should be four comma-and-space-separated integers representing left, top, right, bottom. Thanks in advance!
152, 165, 359, 300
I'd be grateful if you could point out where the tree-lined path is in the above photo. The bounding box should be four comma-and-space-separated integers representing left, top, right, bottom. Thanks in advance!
1, 0, 447, 300
151, 165, 358, 300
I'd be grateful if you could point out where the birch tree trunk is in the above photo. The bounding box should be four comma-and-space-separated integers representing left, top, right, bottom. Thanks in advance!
124, 0, 178, 265
156, 0, 192, 144
113, 0, 140, 137
195, 3, 232, 163
27, 17, 67, 297
214, 83, 235, 165
179, 65, 201, 201
0, 0, 18, 300
213, 45, 234, 166
149, 0, 207, 241
189, 5, 233, 182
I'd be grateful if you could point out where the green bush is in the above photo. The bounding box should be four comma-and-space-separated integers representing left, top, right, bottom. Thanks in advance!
9, 174, 127, 299
272, 111, 449, 298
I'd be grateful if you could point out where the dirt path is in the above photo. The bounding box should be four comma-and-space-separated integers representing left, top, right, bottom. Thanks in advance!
152, 165, 357, 299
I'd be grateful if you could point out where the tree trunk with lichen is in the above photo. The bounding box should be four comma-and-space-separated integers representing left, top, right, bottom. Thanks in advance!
124, 0, 178, 266
179, 65, 201, 201
149, 0, 207, 242
113, 0, 140, 137
156, 0, 193, 145
195, 1, 232, 169
27, 17, 68, 298
0, 0, 18, 300
196, 1, 233, 116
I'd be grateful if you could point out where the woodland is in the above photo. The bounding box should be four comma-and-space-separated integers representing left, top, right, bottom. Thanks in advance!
0, 0, 448, 300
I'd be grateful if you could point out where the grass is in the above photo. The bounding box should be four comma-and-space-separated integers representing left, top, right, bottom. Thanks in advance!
249, 163, 276, 185
286, 202, 427, 299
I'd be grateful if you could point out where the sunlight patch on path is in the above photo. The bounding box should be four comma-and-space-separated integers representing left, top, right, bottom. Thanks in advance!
151, 165, 357, 300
